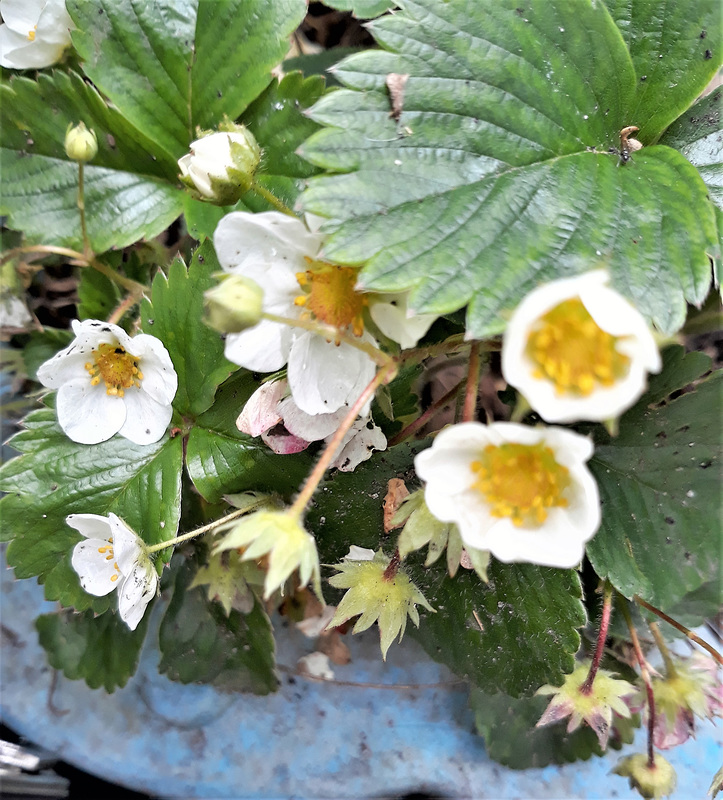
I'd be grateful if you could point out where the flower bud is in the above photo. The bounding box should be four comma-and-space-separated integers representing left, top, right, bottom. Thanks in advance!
203, 275, 264, 333
64, 122, 98, 163
613, 753, 677, 799
178, 126, 261, 204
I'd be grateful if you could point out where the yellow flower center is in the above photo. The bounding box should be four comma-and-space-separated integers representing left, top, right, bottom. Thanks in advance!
27, 26, 37, 42
85, 343, 143, 397
471, 442, 570, 526
294, 260, 366, 337
97, 537, 121, 582
526, 298, 630, 396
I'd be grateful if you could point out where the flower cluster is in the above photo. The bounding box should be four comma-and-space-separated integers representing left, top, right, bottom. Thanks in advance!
213, 211, 435, 416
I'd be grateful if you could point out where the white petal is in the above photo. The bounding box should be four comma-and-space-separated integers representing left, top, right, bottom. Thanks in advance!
119, 388, 172, 444
344, 545, 375, 561
117, 563, 158, 631
261, 428, 311, 455
236, 380, 286, 437
369, 294, 436, 349
287, 332, 377, 415
56, 380, 126, 444
0, 0, 45, 34
224, 319, 293, 372
278, 395, 345, 441
329, 418, 387, 471
105, 513, 143, 575
130, 334, 178, 405
71, 540, 120, 596
35, 0, 73, 45
66, 513, 113, 541
213, 211, 322, 273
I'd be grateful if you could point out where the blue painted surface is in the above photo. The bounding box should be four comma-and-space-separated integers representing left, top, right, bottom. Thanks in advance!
1, 548, 720, 798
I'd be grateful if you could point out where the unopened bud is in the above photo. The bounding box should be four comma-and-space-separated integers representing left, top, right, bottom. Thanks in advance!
64, 122, 98, 162
203, 275, 264, 333
178, 125, 261, 204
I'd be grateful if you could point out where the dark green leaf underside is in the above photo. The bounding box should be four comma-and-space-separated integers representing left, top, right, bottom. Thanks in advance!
36, 608, 149, 692
588, 367, 721, 610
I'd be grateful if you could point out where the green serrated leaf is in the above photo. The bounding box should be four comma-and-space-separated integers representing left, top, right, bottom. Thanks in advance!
307, 442, 424, 561
322, 0, 393, 18
36, 607, 149, 692
587, 367, 721, 610
660, 87, 723, 211
182, 194, 228, 241
470, 686, 637, 769
185, 370, 313, 503
664, 580, 722, 631
0, 70, 177, 179
283, 48, 365, 88
407, 558, 585, 697
141, 241, 235, 417
159, 558, 278, 694
0, 150, 184, 253
77, 266, 122, 322
635, 344, 712, 407
21, 328, 74, 382
0, 407, 182, 609
238, 71, 325, 209
605, 0, 722, 142
68, 0, 305, 162
300, 0, 716, 336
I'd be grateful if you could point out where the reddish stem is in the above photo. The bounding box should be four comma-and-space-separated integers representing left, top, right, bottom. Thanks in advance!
622, 598, 656, 767
387, 377, 466, 446
581, 581, 613, 694
461, 342, 482, 423
382, 548, 401, 581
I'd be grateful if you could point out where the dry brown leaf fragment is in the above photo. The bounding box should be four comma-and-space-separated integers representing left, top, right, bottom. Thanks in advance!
383, 478, 409, 532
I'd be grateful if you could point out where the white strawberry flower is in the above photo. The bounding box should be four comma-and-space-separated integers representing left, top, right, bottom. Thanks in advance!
0, 0, 73, 70
213, 211, 435, 415
67, 513, 158, 631
236, 378, 387, 471
414, 422, 600, 569
36, 319, 177, 445
502, 271, 661, 423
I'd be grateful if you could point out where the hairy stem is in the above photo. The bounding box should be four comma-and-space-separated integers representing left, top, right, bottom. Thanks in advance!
462, 342, 482, 423
621, 597, 656, 767
145, 502, 267, 555
250, 181, 298, 217
634, 595, 723, 666
382, 548, 401, 581
262, 310, 392, 367
581, 581, 613, 694
288, 361, 397, 519
77, 163, 93, 260
387, 377, 466, 446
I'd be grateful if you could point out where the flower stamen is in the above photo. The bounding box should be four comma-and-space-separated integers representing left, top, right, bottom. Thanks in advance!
85, 342, 143, 397
27, 26, 37, 42
471, 442, 570, 527
526, 298, 630, 397
294, 260, 366, 338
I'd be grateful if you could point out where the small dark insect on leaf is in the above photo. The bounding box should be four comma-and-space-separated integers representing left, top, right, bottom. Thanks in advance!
386, 73, 410, 122
704, 49, 712, 59
618, 125, 642, 165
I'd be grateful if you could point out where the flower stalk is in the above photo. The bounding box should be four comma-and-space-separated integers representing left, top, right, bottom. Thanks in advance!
388, 377, 466, 446
250, 180, 298, 217
462, 341, 482, 423
581, 580, 614, 694
288, 360, 397, 519
77, 162, 93, 261
634, 595, 723, 666
621, 597, 656, 768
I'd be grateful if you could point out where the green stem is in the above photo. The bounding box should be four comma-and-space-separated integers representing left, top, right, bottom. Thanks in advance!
288, 360, 397, 520
648, 621, 678, 678
90, 259, 148, 296
77, 163, 93, 260
399, 334, 472, 365
145, 504, 263, 555
262, 311, 393, 367
250, 181, 298, 217
461, 342, 482, 423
